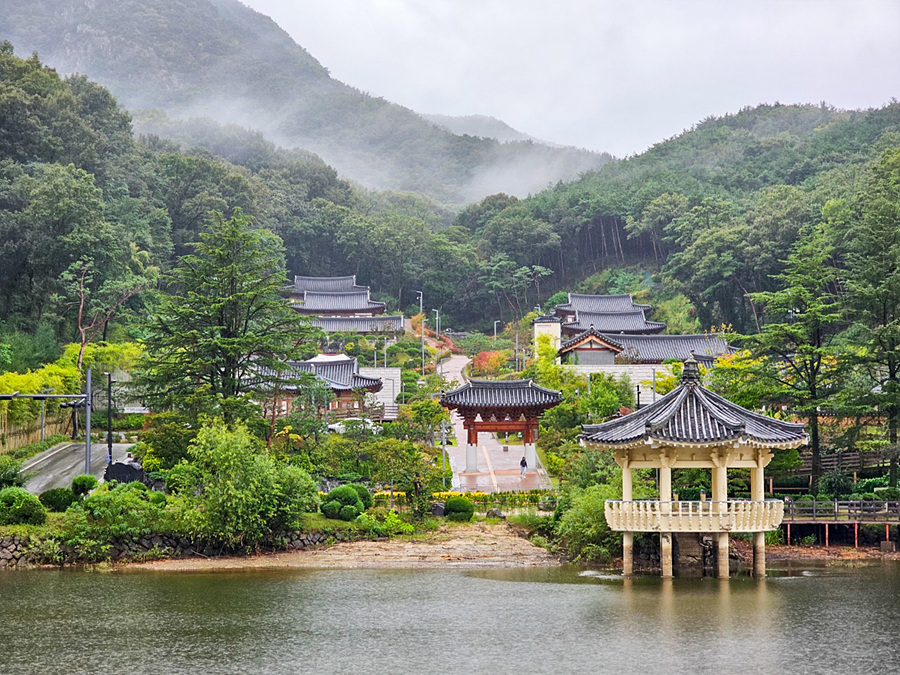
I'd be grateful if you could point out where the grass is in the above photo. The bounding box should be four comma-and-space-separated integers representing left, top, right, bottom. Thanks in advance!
5, 434, 69, 461
0, 512, 66, 538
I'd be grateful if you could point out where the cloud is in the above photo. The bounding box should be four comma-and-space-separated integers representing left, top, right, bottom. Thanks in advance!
241, 0, 900, 156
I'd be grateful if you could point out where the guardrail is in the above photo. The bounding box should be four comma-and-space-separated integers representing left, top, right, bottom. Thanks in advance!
604, 500, 784, 533
782, 500, 900, 522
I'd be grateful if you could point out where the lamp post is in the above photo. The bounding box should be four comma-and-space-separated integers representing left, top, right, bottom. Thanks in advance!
105, 372, 116, 464
493, 320, 501, 342
416, 290, 425, 376
440, 420, 452, 488
432, 308, 442, 377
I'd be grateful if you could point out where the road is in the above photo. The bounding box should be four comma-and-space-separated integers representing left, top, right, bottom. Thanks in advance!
441, 354, 553, 493
23, 442, 134, 494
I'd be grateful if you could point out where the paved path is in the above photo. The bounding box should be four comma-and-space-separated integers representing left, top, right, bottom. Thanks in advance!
442, 354, 552, 493
23, 442, 134, 494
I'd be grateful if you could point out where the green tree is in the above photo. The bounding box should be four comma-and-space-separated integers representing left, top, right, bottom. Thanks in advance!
843, 148, 900, 486
138, 208, 318, 424
743, 226, 843, 491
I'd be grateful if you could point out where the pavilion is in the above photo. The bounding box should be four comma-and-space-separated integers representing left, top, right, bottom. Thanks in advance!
580, 356, 807, 578
440, 379, 562, 474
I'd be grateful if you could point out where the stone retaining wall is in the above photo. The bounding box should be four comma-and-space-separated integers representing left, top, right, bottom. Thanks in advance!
0, 530, 338, 569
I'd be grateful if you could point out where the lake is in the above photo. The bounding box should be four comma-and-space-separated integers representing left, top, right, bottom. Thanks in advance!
1, 562, 898, 674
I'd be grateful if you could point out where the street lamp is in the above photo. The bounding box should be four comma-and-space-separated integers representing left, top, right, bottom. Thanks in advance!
432, 308, 442, 377
104, 372, 116, 464
416, 290, 425, 376
440, 420, 453, 488
493, 320, 501, 342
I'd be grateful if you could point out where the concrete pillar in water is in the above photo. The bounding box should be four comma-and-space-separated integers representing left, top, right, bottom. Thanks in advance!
623, 531, 634, 576
753, 531, 766, 577
751, 460, 766, 577
661, 532, 673, 578
717, 532, 730, 579
465, 444, 478, 473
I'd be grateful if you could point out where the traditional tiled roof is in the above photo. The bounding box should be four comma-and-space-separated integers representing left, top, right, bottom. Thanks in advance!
563, 310, 666, 334
288, 354, 383, 392
441, 379, 563, 410
580, 358, 807, 449
560, 327, 625, 353
291, 275, 365, 293
532, 314, 562, 324
292, 290, 386, 314
311, 315, 404, 333
555, 293, 651, 315
596, 333, 732, 364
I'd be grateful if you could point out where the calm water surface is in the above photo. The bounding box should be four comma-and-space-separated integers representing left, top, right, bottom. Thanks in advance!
1, 563, 898, 675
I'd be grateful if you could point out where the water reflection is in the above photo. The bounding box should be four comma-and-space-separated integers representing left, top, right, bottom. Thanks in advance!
0, 563, 897, 675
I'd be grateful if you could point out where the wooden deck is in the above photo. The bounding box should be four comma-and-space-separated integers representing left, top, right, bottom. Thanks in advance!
782, 500, 900, 524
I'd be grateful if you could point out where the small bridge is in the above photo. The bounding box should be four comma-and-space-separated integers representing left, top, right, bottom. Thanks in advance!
781, 500, 900, 548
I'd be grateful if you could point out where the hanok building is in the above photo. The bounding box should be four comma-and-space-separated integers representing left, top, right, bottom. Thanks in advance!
580, 357, 807, 578
440, 380, 562, 474
554, 293, 665, 336
286, 274, 405, 335
533, 293, 732, 400
265, 354, 385, 419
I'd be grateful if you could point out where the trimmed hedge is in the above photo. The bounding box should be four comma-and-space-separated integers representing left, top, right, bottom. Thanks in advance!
40, 487, 76, 512
71, 474, 98, 497
445, 496, 474, 522
0, 487, 47, 525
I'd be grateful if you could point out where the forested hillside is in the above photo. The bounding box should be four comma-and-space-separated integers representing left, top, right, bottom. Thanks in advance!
0, 0, 608, 203
463, 102, 900, 332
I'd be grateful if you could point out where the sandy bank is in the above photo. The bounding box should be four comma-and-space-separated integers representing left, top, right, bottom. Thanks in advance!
125, 522, 559, 572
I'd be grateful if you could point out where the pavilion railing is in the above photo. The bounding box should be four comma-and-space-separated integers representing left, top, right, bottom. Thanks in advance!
604, 500, 784, 533
782, 500, 900, 523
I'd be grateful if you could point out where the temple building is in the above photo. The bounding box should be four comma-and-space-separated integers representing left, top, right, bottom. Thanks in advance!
440, 380, 562, 474
580, 357, 807, 578
553, 293, 665, 335
261, 354, 391, 420
286, 274, 405, 333
533, 294, 732, 400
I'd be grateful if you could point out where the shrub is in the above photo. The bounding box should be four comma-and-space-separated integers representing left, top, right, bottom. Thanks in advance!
40, 487, 76, 512
326, 485, 365, 511
819, 471, 853, 499
71, 474, 98, 497
339, 504, 359, 521
0, 487, 47, 525
64, 481, 166, 541
555, 484, 620, 562
321, 500, 342, 519
349, 483, 373, 510
0, 455, 25, 489
271, 464, 320, 531
444, 496, 474, 522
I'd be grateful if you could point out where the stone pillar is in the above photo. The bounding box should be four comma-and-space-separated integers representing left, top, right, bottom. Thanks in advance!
661, 532, 673, 578
714, 464, 729, 578
622, 460, 633, 576
751, 459, 766, 577
753, 531, 766, 577
717, 532, 730, 579
659, 462, 673, 577
466, 444, 479, 473
524, 443, 537, 472
623, 531, 634, 576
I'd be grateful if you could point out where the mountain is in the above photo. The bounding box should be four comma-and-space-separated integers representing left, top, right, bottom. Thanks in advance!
0, 0, 610, 203
421, 113, 558, 146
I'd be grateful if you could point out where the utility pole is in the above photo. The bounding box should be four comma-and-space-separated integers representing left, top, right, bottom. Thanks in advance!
433, 308, 442, 377
440, 420, 452, 488
105, 372, 116, 464
39, 387, 53, 442
84, 368, 92, 475
416, 290, 425, 376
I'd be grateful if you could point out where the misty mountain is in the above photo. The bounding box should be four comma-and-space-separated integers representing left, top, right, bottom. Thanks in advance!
421, 113, 558, 146
0, 0, 611, 204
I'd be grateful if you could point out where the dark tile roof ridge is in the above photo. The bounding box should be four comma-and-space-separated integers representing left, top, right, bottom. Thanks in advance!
560, 327, 624, 351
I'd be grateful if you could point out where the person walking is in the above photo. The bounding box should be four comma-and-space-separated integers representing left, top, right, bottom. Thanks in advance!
520, 456, 527, 475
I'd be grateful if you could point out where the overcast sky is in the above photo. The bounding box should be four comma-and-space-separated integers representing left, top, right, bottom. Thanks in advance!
242, 0, 899, 157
